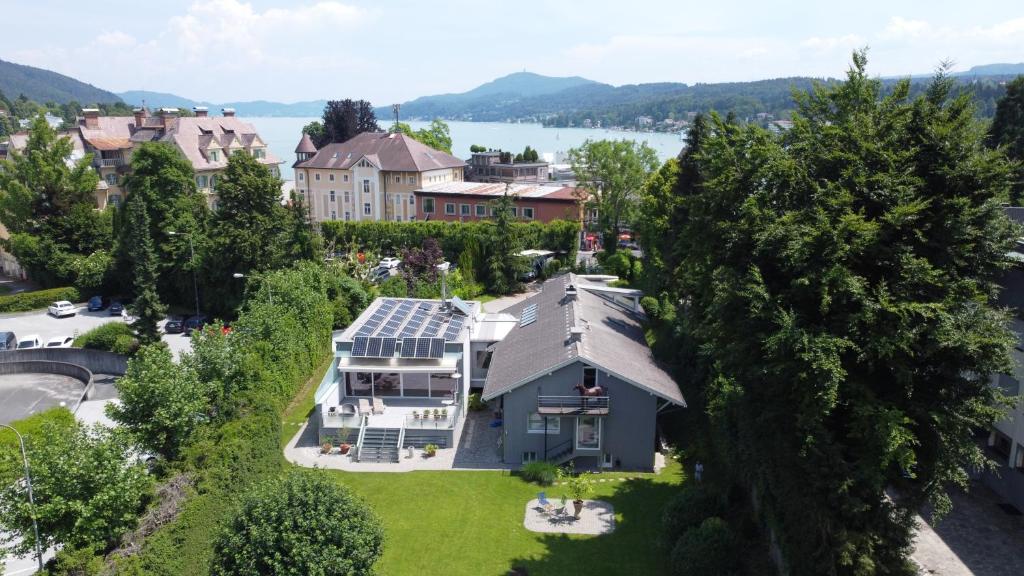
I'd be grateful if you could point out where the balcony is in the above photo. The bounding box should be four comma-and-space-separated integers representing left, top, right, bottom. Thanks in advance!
537, 395, 610, 416
94, 157, 124, 168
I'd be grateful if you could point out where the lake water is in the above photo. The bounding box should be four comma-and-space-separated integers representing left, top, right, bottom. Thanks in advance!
248, 117, 686, 178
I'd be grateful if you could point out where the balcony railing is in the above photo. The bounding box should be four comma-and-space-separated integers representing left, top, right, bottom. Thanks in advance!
405, 403, 460, 430
537, 395, 610, 415
95, 157, 123, 168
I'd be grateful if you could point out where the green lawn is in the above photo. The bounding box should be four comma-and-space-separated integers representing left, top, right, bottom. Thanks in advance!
313, 462, 684, 576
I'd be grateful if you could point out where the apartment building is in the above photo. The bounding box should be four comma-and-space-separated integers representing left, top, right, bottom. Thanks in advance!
293, 131, 465, 223
466, 150, 549, 184
413, 182, 583, 223
1, 107, 281, 210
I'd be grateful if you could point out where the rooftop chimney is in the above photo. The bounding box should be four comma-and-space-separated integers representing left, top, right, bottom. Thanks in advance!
159, 107, 179, 131
566, 284, 578, 301
570, 326, 585, 342
222, 107, 235, 117
132, 107, 146, 128
82, 108, 99, 129
193, 106, 208, 117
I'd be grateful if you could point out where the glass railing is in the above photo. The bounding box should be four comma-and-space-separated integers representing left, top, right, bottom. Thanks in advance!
405, 403, 460, 430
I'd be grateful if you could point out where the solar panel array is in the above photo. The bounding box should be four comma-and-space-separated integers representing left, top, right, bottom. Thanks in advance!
375, 300, 416, 337
351, 299, 468, 352
520, 304, 539, 327
351, 336, 398, 358
400, 337, 446, 359
443, 315, 465, 341
355, 299, 398, 337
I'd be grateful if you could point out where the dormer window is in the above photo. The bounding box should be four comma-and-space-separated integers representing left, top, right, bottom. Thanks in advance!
210, 150, 219, 162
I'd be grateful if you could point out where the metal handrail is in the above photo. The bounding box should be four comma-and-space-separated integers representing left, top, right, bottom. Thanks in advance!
537, 395, 610, 411
355, 415, 368, 461
397, 426, 406, 452
545, 437, 574, 461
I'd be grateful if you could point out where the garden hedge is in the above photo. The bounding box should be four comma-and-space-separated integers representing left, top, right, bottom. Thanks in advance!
0, 286, 79, 313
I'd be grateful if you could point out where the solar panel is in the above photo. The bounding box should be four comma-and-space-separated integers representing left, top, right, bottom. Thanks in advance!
380, 337, 397, 357
351, 336, 369, 356
366, 337, 383, 357
415, 337, 432, 358
421, 324, 440, 337
450, 296, 473, 317
520, 304, 538, 327
449, 316, 465, 329
429, 338, 446, 358
400, 338, 418, 358
443, 326, 461, 341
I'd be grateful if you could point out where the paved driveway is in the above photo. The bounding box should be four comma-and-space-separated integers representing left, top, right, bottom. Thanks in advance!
0, 308, 192, 358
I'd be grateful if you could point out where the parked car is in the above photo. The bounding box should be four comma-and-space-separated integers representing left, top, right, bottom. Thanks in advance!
184, 314, 209, 334
48, 301, 76, 318
378, 257, 401, 269
0, 331, 17, 350
45, 336, 75, 348
87, 295, 108, 312
17, 334, 41, 350
164, 315, 186, 334
109, 300, 125, 316
369, 266, 394, 283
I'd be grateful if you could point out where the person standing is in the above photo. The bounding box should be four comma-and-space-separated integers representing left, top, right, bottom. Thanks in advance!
695, 461, 704, 482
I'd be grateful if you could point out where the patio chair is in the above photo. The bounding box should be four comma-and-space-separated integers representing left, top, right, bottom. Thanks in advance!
537, 492, 556, 515
372, 397, 385, 415
358, 398, 371, 416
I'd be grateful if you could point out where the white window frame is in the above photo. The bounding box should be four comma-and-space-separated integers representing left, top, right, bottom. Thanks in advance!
523, 451, 538, 463
395, 175, 401, 184
363, 203, 371, 215
475, 204, 486, 217
363, 180, 370, 194
460, 204, 471, 216
344, 190, 350, 203
409, 195, 415, 205
315, 173, 321, 181
329, 190, 336, 202
298, 172, 304, 181
601, 452, 614, 468
523, 207, 535, 220
423, 198, 435, 214
445, 202, 456, 215
527, 413, 560, 434
343, 174, 349, 182
344, 211, 351, 221
329, 173, 335, 182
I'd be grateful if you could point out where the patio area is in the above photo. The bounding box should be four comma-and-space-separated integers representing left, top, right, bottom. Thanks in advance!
523, 498, 616, 535
320, 398, 459, 430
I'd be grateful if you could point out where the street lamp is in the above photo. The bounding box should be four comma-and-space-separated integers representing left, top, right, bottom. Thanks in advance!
232, 273, 273, 305
0, 424, 43, 572
168, 230, 200, 316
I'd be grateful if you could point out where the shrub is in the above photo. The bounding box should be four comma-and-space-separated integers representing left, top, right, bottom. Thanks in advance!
377, 276, 407, 298
49, 545, 105, 576
112, 334, 140, 355
73, 322, 136, 352
641, 295, 661, 319
661, 484, 726, 547
424, 443, 439, 456
0, 286, 79, 313
467, 392, 487, 412
520, 460, 558, 485
212, 471, 383, 576
669, 517, 739, 576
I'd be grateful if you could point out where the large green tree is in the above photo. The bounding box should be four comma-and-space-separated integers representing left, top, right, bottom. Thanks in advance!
0, 420, 152, 557
318, 99, 379, 146
211, 470, 383, 576
569, 139, 659, 252
392, 119, 454, 154
663, 53, 1018, 574
122, 194, 166, 344
484, 189, 524, 294
107, 344, 209, 459
988, 75, 1024, 203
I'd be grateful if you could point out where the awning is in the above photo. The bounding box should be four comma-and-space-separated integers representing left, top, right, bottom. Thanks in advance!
337, 357, 458, 373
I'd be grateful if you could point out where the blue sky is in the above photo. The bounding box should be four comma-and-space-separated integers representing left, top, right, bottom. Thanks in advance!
1, 0, 1021, 104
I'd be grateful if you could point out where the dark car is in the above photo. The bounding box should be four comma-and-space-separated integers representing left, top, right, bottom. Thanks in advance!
87, 295, 108, 312
164, 315, 186, 334
0, 331, 17, 351
109, 300, 124, 316
184, 314, 209, 335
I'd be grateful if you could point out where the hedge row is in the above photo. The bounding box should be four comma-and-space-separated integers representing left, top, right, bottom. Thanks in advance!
73, 322, 138, 355
320, 219, 580, 264
0, 286, 79, 313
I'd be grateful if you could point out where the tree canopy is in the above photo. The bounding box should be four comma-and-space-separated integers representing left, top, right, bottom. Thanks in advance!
316, 99, 379, 147
988, 75, 1024, 203
391, 119, 453, 154
639, 52, 1019, 574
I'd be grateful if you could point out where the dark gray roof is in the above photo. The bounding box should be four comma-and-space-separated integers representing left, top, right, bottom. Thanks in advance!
482, 274, 685, 405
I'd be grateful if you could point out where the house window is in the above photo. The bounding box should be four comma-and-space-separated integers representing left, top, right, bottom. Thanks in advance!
1015, 444, 1024, 470
344, 190, 350, 203
210, 150, 219, 162
601, 452, 614, 468
374, 373, 401, 397
409, 195, 415, 205
363, 203, 371, 215
298, 172, 304, 181
527, 413, 560, 434
363, 180, 370, 194
992, 430, 1012, 459
395, 175, 401, 184
576, 417, 601, 449
523, 207, 535, 220
429, 373, 457, 399
329, 173, 335, 182
475, 204, 486, 217
210, 175, 217, 190
423, 198, 435, 213
522, 451, 538, 463
331, 210, 337, 220
315, 173, 321, 181
108, 194, 122, 207
105, 173, 118, 186
510, 207, 518, 217
343, 174, 349, 182
475, 350, 493, 370
445, 203, 455, 215
408, 176, 416, 185
460, 204, 470, 216
394, 195, 402, 207
583, 367, 597, 389
329, 190, 336, 202
344, 211, 351, 221
402, 372, 430, 398
345, 372, 373, 396
197, 175, 208, 188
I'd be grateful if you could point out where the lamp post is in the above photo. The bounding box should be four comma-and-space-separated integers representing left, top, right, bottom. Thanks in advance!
168, 230, 200, 316
232, 273, 272, 305
0, 424, 44, 572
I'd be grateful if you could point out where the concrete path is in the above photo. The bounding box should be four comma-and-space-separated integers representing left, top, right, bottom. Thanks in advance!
523, 499, 615, 535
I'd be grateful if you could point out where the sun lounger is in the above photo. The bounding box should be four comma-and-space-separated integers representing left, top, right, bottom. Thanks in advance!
372, 397, 385, 415
358, 398, 371, 415
537, 492, 556, 515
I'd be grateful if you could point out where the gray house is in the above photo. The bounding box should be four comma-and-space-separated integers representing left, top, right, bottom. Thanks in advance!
482, 274, 685, 470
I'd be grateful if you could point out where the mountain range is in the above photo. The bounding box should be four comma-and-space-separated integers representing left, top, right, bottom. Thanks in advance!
0, 58, 121, 105
116, 90, 327, 117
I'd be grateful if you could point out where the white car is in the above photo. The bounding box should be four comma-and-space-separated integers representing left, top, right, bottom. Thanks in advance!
45, 335, 75, 348
378, 257, 401, 269
48, 300, 76, 318
17, 334, 41, 349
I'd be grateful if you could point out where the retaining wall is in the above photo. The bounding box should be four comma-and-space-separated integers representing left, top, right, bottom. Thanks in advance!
0, 348, 128, 375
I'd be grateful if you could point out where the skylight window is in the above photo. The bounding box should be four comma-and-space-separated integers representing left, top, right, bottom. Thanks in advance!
520, 304, 538, 327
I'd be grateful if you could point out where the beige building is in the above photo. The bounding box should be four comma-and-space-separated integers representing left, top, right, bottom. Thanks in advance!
292, 131, 465, 223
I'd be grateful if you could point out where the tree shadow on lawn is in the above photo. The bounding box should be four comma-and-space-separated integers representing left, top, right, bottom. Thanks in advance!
506, 470, 682, 576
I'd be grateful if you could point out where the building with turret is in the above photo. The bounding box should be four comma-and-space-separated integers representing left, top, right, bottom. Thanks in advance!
292, 131, 465, 222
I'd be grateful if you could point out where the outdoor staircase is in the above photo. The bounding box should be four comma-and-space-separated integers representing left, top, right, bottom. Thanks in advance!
357, 427, 401, 463
546, 439, 575, 465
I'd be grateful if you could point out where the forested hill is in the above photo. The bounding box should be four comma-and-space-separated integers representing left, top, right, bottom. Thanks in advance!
0, 58, 121, 105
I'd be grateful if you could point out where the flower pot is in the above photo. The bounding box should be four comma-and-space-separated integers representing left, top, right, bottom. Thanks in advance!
573, 499, 584, 518
339, 444, 351, 455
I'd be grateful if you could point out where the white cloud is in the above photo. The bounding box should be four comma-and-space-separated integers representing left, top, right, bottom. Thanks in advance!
800, 34, 865, 51
94, 31, 137, 48
883, 17, 931, 39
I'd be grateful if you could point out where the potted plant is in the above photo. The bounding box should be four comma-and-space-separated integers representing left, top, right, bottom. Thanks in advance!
320, 441, 333, 455
557, 463, 594, 518
433, 408, 440, 420
337, 429, 352, 455
424, 443, 438, 457
412, 410, 419, 420
441, 408, 448, 419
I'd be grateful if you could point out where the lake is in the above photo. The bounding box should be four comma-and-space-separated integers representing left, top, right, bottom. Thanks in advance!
247, 118, 686, 178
